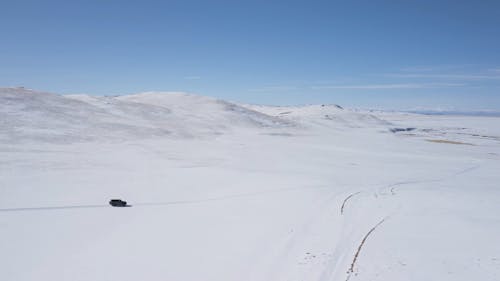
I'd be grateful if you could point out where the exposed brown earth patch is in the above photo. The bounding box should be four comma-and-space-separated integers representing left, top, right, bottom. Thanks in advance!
426, 139, 474, 145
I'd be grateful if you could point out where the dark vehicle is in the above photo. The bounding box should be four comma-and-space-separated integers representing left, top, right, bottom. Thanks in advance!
109, 199, 127, 207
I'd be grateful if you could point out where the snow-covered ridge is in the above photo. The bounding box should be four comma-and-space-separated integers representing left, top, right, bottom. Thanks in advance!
0, 88, 293, 143
246, 103, 390, 128
0, 87, 389, 143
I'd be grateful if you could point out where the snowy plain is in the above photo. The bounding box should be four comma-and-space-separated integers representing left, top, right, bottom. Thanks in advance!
1, 87, 499, 281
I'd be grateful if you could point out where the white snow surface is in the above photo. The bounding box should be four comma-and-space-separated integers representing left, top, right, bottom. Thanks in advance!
1, 87, 499, 281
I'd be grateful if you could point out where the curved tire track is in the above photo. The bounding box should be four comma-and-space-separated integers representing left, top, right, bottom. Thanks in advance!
345, 218, 387, 281
340, 191, 361, 215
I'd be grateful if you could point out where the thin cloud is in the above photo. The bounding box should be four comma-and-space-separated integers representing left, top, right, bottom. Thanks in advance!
248, 86, 298, 92
399, 64, 476, 72
386, 73, 500, 80
311, 83, 464, 90
399, 66, 442, 72
184, 76, 201, 80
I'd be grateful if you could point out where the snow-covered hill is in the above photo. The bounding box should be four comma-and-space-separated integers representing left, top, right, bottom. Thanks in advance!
0, 88, 297, 143
1, 87, 500, 281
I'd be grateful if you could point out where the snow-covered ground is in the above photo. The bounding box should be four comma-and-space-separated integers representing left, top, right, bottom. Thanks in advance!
1, 87, 499, 281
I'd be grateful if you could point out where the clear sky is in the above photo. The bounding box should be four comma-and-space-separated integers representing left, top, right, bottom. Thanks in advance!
1, 0, 500, 110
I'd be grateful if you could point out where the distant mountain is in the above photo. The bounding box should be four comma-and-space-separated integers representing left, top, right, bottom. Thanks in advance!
404, 110, 500, 117
246, 104, 390, 128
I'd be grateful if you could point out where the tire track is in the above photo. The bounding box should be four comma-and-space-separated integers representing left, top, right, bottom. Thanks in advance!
0, 186, 330, 213
340, 191, 361, 215
387, 164, 479, 195
386, 180, 424, 195
454, 164, 480, 176
134, 185, 331, 207
345, 218, 387, 281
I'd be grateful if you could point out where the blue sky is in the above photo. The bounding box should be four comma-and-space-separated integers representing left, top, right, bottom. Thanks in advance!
1, 0, 499, 110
